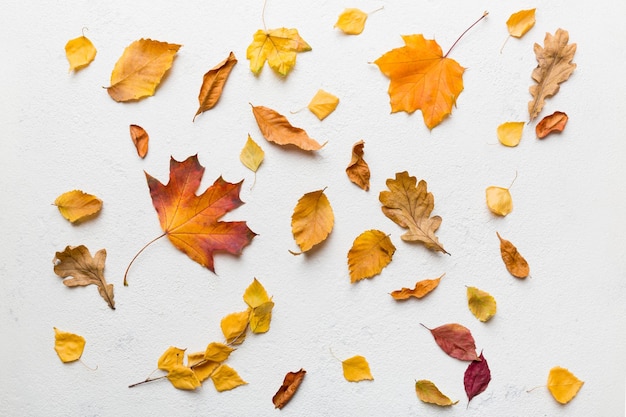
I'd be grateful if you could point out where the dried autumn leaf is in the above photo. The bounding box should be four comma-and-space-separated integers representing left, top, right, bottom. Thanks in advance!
194, 52, 237, 121
497, 121, 524, 147
346, 140, 370, 191
390, 274, 443, 300
464, 352, 491, 403
486, 186, 513, 216
204, 342, 234, 362
220, 310, 249, 345
53, 327, 86, 363
106, 38, 181, 102
307, 89, 339, 120
467, 287, 497, 322
158, 346, 186, 371
380, 171, 447, 254
342, 355, 373, 382
251, 104, 325, 151
497, 232, 529, 278
415, 380, 458, 406
422, 323, 479, 361
506, 9, 536, 38
347, 230, 395, 283
529, 29, 576, 120
243, 278, 274, 334
65, 35, 96, 72
54, 190, 102, 223
210, 364, 247, 392
240, 135, 264, 173
167, 364, 201, 390
53, 245, 115, 309
273, 369, 306, 409
188, 351, 219, 382
129, 124, 149, 158
246, 28, 311, 76
334, 8, 368, 35
547, 366, 584, 404
291, 189, 334, 253
243, 277, 270, 308
536, 111, 568, 139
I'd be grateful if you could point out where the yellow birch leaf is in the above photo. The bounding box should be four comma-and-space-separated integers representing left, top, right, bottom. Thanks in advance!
243, 278, 270, 308
53, 327, 86, 363
54, 190, 102, 223
497, 122, 524, 147
506, 9, 536, 38
194, 51, 237, 121
307, 90, 339, 120
210, 364, 247, 392
220, 310, 249, 345
346, 140, 370, 191
415, 379, 458, 406
335, 8, 368, 35
291, 189, 334, 253
204, 342, 234, 362
467, 286, 497, 322
106, 38, 181, 102
486, 186, 513, 216
157, 346, 186, 372
342, 355, 373, 382
547, 366, 584, 404
249, 300, 274, 334
188, 353, 220, 382
251, 104, 325, 151
348, 230, 395, 283
246, 28, 311, 76
129, 124, 149, 158
65, 35, 96, 72
167, 364, 201, 390
240, 134, 264, 173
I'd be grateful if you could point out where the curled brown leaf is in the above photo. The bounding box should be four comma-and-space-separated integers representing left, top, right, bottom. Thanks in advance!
273, 369, 306, 409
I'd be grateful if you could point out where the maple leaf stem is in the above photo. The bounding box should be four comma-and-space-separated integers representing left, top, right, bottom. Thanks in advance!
123, 233, 167, 286
368, 6, 384, 15
128, 375, 167, 388
444, 11, 489, 58
261, 0, 268, 31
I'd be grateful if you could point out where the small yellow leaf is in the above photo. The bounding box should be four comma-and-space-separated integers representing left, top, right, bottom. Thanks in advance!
415, 379, 458, 406
65, 35, 96, 72
240, 135, 264, 173
249, 300, 274, 334
342, 355, 373, 382
246, 28, 311, 76
307, 90, 339, 120
157, 346, 186, 372
243, 278, 270, 308
506, 9, 536, 38
497, 122, 524, 147
486, 186, 513, 216
204, 342, 234, 362
167, 364, 201, 390
291, 189, 335, 253
547, 366, 583, 404
220, 310, 249, 345
210, 364, 247, 392
54, 190, 102, 223
187, 351, 220, 382
335, 8, 368, 35
53, 327, 86, 363
467, 286, 497, 322
348, 230, 395, 283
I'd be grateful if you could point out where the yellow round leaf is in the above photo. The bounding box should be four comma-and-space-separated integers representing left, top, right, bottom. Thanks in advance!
65, 35, 96, 72
291, 189, 334, 253
547, 366, 583, 404
53, 327, 86, 363
342, 355, 373, 382
348, 230, 395, 283
497, 121, 524, 147
467, 286, 497, 322
307, 89, 339, 120
506, 9, 536, 38
335, 8, 368, 35
54, 190, 102, 223
485, 186, 513, 216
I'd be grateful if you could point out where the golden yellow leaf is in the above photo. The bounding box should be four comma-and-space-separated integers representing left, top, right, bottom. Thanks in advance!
251, 104, 325, 151
240, 135, 264, 173
486, 186, 513, 216
53, 327, 86, 363
194, 52, 237, 121
243, 278, 270, 308
342, 355, 373, 382
467, 286, 497, 322
246, 28, 311, 76
335, 8, 368, 35
497, 122, 524, 147
129, 124, 149, 158
106, 38, 181, 102
65, 35, 96, 72
307, 89, 339, 120
204, 342, 234, 362
187, 351, 220, 382
506, 9, 536, 38
348, 229, 396, 283
157, 346, 186, 372
210, 364, 247, 392
249, 300, 274, 334
167, 364, 201, 390
54, 190, 102, 223
497, 232, 529, 278
220, 310, 249, 345
346, 140, 370, 191
291, 189, 334, 253
415, 379, 458, 406
390, 274, 443, 300
547, 366, 583, 404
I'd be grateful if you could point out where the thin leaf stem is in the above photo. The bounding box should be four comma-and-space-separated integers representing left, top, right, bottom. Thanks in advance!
128, 375, 167, 388
123, 233, 166, 286
368, 6, 384, 15
508, 170, 518, 190
261, 0, 268, 31
444, 11, 489, 58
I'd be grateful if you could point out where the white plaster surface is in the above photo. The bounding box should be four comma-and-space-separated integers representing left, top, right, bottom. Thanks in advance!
1, 0, 625, 416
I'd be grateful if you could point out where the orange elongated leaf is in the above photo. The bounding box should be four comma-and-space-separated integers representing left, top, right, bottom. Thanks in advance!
497, 121, 524, 147
486, 186, 513, 216
467, 287, 496, 322
536, 111, 568, 139
529, 29, 576, 120
210, 364, 247, 392
497, 232, 529, 278
158, 346, 186, 372
54, 190, 102, 223
506, 9, 536, 38
415, 380, 458, 406
53, 245, 115, 309
422, 323, 479, 361
194, 52, 237, 121
380, 172, 447, 254
167, 364, 201, 390
348, 230, 395, 283
106, 38, 181, 102
251, 104, 325, 151
547, 366, 583, 404
464, 352, 491, 403
342, 355, 373, 382
65, 35, 96, 72
53, 327, 86, 363
291, 189, 334, 253
129, 124, 149, 158
307, 89, 339, 120
246, 28, 311, 76
346, 140, 370, 191
390, 274, 443, 300
220, 310, 249, 345
273, 369, 306, 409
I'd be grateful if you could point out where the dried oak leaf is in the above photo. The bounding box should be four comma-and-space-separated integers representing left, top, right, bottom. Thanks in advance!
347, 230, 395, 283
307, 89, 339, 120
246, 28, 311, 76
54, 190, 102, 223
210, 364, 247, 392
467, 286, 497, 322
464, 352, 491, 403
194, 52, 237, 121
529, 29, 576, 120
536, 111, 568, 139
243, 278, 274, 334
251, 104, 325, 151
390, 273, 443, 300
291, 189, 334, 253
130, 124, 149, 158
53, 327, 86, 363
346, 140, 370, 191
497, 232, 529, 278
273, 369, 306, 409
547, 366, 583, 404
65, 35, 96, 72
422, 323, 479, 361
342, 355, 373, 382
380, 171, 447, 254
106, 38, 181, 102
415, 380, 458, 406
53, 245, 115, 309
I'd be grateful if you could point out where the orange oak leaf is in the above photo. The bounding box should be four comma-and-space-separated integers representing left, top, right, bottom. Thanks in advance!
246, 28, 311, 76
497, 232, 529, 278
251, 104, 325, 151
346, 140, 370, 191
129, 124, 149, 158
390, 273, 443, 300
124, 155, 256, 284
194, 52, 237, 121
272, 369, 306, 409
536, 111, 568, 139
422, 323, 479, 361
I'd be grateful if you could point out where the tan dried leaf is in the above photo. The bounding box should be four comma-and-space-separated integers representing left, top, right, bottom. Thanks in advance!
251, 104, 325, 151
497, 232, 529, 278
346, 140, 370, 191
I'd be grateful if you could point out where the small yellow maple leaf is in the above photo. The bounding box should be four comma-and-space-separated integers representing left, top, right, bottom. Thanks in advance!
547, 366, 583, 404
54, 190, 102, 223
467, 286, 497, 322
497, 122, 524, 147
246, 28, 311, 76
347, 229, 395, 283
291, 189, 334, 253
65, 35, 96, 72
307, 89, 339, 120
53, 327, 86, 363
342, 355, 373, 382
415, 379, 458, 406
210, 364, 247, 392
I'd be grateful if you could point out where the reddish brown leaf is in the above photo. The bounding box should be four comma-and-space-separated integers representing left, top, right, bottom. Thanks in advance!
497, 232, 529, 278
346, 140, 370, 191
130, 124, 149, 158
390, 273, 443, 300
272, 369, 306, 409
536, 111, 568, 139
422, 323, 478, 361
464, 352, 491, 403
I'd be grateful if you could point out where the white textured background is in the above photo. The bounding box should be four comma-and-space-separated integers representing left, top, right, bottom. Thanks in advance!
1, 0, 625, 416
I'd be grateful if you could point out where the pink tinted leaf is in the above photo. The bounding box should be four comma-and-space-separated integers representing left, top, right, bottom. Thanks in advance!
464, 351, 491, 402
422, 323, 479, 361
